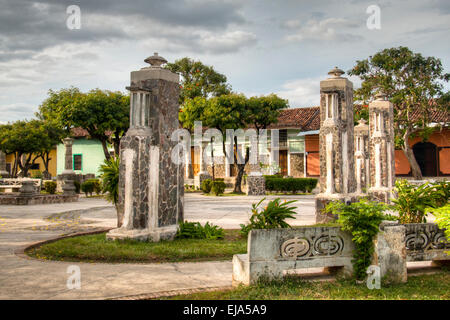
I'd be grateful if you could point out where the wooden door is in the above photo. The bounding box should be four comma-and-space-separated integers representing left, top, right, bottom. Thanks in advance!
191, 147, 200, 176
279, 150, 288, 176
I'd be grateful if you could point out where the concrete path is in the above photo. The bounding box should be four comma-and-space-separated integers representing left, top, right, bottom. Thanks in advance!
0, 194, 316, 300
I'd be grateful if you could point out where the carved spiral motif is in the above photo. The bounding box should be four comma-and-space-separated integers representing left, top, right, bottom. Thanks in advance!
405, 232, 429, 251
431, 232, 448, 250
313, 235, 343, 256
281, 237, 310, 259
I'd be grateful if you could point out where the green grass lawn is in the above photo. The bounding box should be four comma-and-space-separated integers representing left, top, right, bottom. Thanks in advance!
26, 230, 247, 263
163, 271, 450, 300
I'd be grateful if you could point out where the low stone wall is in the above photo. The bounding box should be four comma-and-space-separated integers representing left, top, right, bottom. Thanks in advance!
404, 223, 450, 262
0, 193, 79, 205
233, 227, 354, 286
233, 222, 449, 286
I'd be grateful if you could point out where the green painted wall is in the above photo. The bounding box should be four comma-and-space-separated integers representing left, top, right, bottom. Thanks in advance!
57, 138, 109, 177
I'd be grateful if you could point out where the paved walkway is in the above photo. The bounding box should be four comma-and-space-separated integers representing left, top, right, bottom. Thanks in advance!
0, 194, 316, 300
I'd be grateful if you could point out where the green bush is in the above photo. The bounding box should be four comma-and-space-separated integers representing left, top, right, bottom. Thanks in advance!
31, 171, 43, 179
176, 221, 225, 240
211, 180, 226, 196
74, 181, 81, 194
44, 181, 57, 194
86, 178, 102, 195
264, 177, 318, 194
81, 180, 95, 197
429, 204, 450, 247
325, 199, 396, 280
201, 179, 213, 194
240, 198, 297, 237
393, 180, 448, 223
99, 157, 119, 207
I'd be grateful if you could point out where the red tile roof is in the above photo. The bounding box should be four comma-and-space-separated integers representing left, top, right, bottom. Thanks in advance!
269, 107, 320, 131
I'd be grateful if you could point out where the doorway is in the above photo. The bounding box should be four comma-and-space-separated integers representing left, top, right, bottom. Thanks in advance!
413, 142, 438, 176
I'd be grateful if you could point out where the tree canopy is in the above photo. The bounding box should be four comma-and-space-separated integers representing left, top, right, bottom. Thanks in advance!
348, 46, 450, 179
37, 88, 130, 160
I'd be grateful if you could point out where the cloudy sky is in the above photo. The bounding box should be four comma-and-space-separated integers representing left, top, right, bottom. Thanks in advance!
1, 0, 449, 122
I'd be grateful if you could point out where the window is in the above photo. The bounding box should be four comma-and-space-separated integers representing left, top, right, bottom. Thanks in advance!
73, 154, 82, 171
30, 163, 40, 170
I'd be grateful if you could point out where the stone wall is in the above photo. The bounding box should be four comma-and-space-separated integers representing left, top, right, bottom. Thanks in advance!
289, 153, 304, 177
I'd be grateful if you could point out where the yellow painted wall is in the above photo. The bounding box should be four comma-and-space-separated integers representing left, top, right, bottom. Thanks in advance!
5, 149, 57, 177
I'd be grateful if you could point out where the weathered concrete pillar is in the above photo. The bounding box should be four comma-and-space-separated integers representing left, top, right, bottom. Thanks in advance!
247, 131, 265, 195
62, 138, 75, 175
315, 67, 356, 223
107, 52, 184, 242
368, 92, 395, 203
0, 151, 9, 178
373, 221, 407, 284
354, 119, 369, 195
195, 141, 212, 188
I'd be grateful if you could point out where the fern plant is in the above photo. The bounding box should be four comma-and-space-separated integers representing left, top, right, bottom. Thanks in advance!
240, 198, 297, 236
99, 156, 120, 209
176, 221, 224, 240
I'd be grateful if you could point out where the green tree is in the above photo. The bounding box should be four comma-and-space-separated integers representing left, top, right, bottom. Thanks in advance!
201, 94, 288, 193
348, 47, 450, 179
38, 88, 130, 160
0, 120, 47, 177
165, 57, 231, 106
36, 121, 66, 179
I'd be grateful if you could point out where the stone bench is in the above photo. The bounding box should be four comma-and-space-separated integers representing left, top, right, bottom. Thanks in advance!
232, 227, 355, 286
0, 178, 41, 193
404, 223, 450, 263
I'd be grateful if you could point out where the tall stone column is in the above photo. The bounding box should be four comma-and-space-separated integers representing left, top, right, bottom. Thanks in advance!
368, 92, 395, 203
247, 131, 265, 195
315, 67, 357, 223
354, 119, 369, 195
195, 140, 212, 188
62, 138, 75, 175
0, 150, 9, 178
107, 52, 184, 242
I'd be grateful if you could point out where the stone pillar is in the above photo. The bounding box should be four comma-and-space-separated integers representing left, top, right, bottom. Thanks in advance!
368, 92, 395, 203
315, 67, 357, 223
373, 221, 407, 284
0, 150, 9, 178
195, 141, 212, 188
247, 132, 265, 195
62, 138, 75, 175
107, 52, 184, 242
354, 119, 369, 195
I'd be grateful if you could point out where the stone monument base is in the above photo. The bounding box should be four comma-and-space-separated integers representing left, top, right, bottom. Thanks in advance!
315, 193, 360, 223
195, 172, 212, 189
246, 175, 265, 195
368, 187, 393, 203
106, 225, 178, 242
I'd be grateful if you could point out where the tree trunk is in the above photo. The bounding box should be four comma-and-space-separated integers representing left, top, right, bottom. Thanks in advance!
233, 164, 246, 193
100, 140, 111, 161
403, 129, 422, 180
41, 152, 51, 179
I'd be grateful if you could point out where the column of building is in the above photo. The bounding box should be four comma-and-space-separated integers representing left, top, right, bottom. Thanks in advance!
368, 92, 395, 202
354, 119, 369, 195
315, 67, 357, 223
107, 52, 183, 242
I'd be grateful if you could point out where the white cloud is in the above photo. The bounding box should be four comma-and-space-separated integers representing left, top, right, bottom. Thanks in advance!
284, 17, 362, 42
276, 78, 321, 107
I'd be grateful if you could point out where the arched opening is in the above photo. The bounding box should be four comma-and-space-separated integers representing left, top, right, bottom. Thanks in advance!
413, 142, 438, 177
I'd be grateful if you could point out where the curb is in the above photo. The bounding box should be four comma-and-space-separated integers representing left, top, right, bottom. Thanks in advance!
15, 227, 114, 261
109, 286, 233, 300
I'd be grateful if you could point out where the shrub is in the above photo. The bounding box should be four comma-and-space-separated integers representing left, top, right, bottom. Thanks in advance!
393, 180, 447, 223
211, 180, 226, 196
81, 181, 95, 197
325, 199, 396, 280
44, 181, 57, 194
240, 198, 297, 237
99, 157, 119, 207
74, 181, 81, 194
31, 171, 43, 179
429, 204, 450, 246
85, 178, 102, 195
176, 221, 224, 240
201, 179, 212, 194
264, 177, 318, 194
